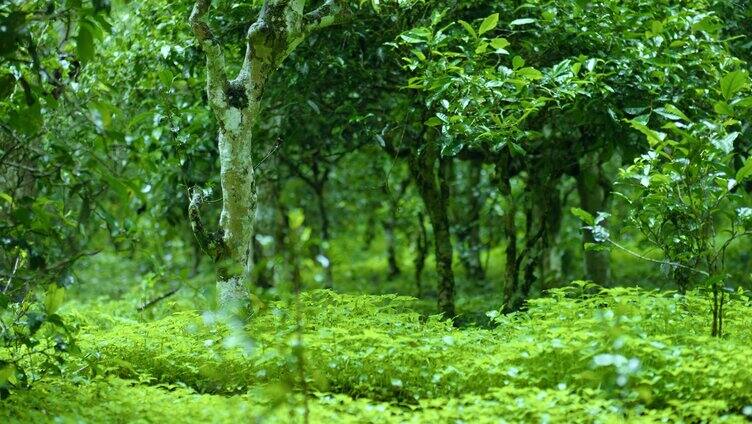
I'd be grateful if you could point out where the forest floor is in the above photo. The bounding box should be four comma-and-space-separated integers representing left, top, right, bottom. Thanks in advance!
3, 247, 752, 423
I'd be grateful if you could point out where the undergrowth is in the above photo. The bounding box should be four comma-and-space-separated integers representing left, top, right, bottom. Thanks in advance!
4, 285, 751, 422
5, 376, 748, 423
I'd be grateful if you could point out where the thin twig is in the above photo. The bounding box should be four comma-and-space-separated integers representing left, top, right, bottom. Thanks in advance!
137, 286, 181, 312
607, 239, 709, 276
254, 140, 280, 171
3, 255, 21, 292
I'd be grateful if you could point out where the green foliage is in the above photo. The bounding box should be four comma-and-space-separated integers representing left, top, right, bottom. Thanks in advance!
7, 376, 750, 423
607, 66, 752, 334
2, 0, 752, 421
0, 284, 78, 395
4, 286, 752, 421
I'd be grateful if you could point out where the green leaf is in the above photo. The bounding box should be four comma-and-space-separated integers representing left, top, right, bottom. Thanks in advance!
509, 18, 536, 26
457, 20, 477, 39
571, 207, 594, 226
158, 69, 173, 86
399, 28, 431, 44
516, 67, 542, 80
584, 243, 609, 252
289, 209, 305, 230
9, 102, 43, 135
512, 56, 525, 69
662, 104, 689, 121
734, 97, 752, 109
720, 70, 749, 100
478, 13, 499, 36
441, 139, 464, 157
624, 106, 648, 116
736, 157, 752, 182
0, 364, 17, 386
508, 142, 526, 156
490, 37, 510, 50
712, 132, 739, 154
475, 41, 488, 54
650, 20, 664, 34
585, 58, 597, 72
77, 25, 95, 63
44, 284, 66, 315
0, 73, 15, 99
90, 101, 112, 131
714, 100, 733, 115
628, 120, 666, 146
425, 117, 443, 127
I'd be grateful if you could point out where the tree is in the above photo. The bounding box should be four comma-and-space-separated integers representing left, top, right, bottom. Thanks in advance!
187, 0, 350, 307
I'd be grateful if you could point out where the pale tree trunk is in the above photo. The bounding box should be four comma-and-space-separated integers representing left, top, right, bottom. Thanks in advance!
188, 0, 349, 309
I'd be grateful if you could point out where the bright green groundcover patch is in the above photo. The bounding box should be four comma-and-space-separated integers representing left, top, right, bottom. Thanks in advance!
2, 376, 747, 423
3, 286, 752, 422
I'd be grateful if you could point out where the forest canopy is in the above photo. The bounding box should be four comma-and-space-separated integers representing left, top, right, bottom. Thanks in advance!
1, 0, 752, 422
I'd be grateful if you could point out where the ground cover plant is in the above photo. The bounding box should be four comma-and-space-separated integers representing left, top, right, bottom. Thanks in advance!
1, 0, 752, 422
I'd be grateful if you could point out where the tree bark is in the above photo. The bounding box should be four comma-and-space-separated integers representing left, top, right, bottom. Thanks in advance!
384, 214, 401, 280
495, 153, 519, 312
453, 161, 485, 282
409, 145, 455, 318
414, 212, 428, 297
495, 151, 564, 312
313, 182, 334, 288
536, 178, 563, 286
576, 154, 611, 285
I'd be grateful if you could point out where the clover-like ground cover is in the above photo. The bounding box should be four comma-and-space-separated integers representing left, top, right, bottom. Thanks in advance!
3, 287, 752, 423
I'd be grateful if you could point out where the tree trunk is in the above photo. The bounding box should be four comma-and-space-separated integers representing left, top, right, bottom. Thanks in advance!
314, 184, 334, 288
576, 154, 611, 285
454, 162, 485, 282
414, 212, 428, 297
384, 214, 401, 280
363, 214, 376, 250
215, 111, 258, 307
508, 175, 561, 311
410, 146, 455, 318
383, 176, 409, 281
536, 179, 563, 288
495, 153, 519, 312
252, 183, 276, 289
188, 0, 349, 310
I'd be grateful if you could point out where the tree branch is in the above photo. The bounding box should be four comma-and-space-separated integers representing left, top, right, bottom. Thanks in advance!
190, 0, 229, 110
303, 0, 350, 34
137, 286, 181, 312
